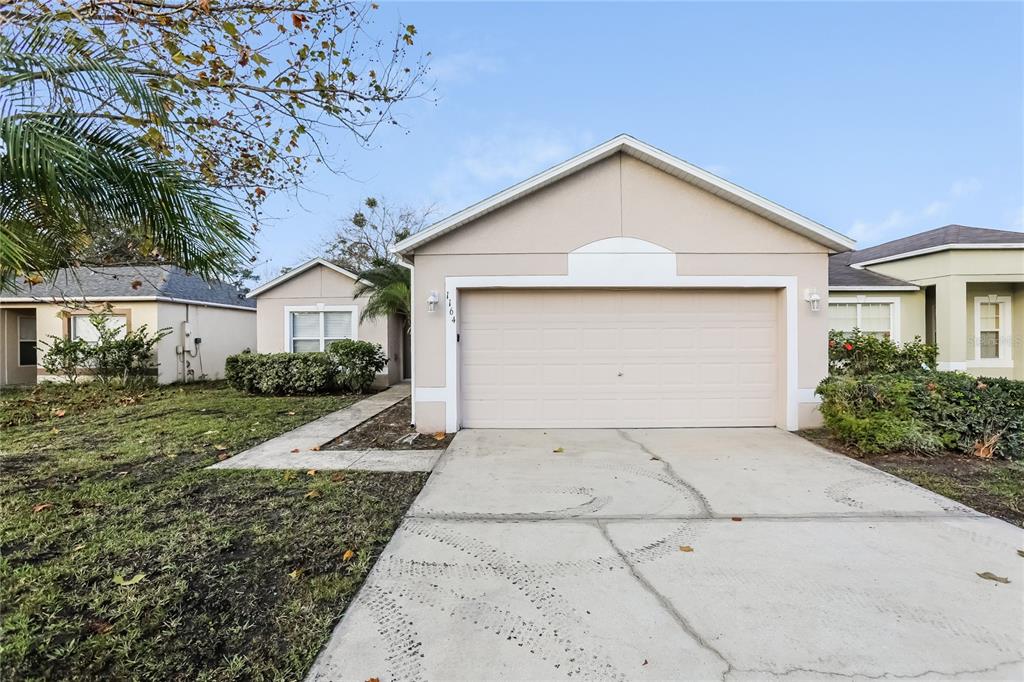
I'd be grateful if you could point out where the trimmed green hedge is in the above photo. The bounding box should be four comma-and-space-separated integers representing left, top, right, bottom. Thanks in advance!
225, 340, 389, 395
817, 371, 1024, 459
225, 352, 340, 395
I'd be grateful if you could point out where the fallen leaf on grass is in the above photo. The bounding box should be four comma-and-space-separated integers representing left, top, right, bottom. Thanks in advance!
32, 503, 53, 513
679, 545, 694, 553
977, 572, 1010, 584
731, 517, 743, 522
552, 447, 565, 453
50, 427, 60, 434
87, 620, 113, 635
307, 469, 317, 477
214, 444, 228, 451
286, 411, 296, 415
217, 453, 230, 461
288, 568, 304, 580
53, 409, 66, 417
305, 489, 321, 499
282, 471, 297, 481
113, 572, 146, 586
342, 549, 355, 562
330, 472, 346, 482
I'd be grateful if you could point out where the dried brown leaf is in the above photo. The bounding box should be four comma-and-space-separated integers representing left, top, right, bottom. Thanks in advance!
977, 571, 1010, 584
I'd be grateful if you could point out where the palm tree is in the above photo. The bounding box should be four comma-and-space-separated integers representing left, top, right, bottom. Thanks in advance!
0, 26, 251, 289
352, 261, 411, 331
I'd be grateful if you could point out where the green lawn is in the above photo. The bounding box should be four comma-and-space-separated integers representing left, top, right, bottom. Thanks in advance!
0, 382, 427, 681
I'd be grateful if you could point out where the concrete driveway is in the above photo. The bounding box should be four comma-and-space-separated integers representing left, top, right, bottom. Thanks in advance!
308, 428, 1024, 681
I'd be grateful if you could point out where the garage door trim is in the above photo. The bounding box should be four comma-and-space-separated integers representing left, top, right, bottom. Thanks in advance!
432, 273, 799, 432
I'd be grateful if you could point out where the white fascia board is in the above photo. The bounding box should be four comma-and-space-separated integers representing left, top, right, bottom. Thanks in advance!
246, 258, 360, 298
849, 243, 1024, 268
0, 296, 255, 312
828, 285, 919, 291
392, 134, 855, 254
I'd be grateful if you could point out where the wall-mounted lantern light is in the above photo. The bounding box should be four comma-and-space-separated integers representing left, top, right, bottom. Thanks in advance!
426, 291, 439, 312
805, 288, 822, 312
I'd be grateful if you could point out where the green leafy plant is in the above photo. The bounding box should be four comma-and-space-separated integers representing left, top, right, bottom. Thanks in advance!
87, 315, 170, 385
225, 352, 339, 395
828, 330, 937, 376
817, 371, 1023, 459
328, 339, 388, 393
38, 336, 92, 384
352, 261, 411, 332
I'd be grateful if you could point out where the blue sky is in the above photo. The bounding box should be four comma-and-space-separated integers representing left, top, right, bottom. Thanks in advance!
253, 1, 1023, 280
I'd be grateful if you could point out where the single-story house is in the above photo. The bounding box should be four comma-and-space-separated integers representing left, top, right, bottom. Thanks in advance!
246, 258, 408, 387
393, 134, 857, 433
0, 266, 256, 385
828, 225, 1024, 379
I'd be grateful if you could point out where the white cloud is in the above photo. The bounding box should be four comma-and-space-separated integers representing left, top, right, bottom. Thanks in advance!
428, 128, 596, 211
849, 177, 983, 244
429, 51, 500, 84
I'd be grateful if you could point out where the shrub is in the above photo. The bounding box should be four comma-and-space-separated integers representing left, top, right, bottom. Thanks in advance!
828, 329, 937, 376
817, 371, 1023, 459
225, 352, 339, 395
39, 314, 168, 386
87, 315, 169, 384
327, 339, 387, 393
39, 336, 92, 384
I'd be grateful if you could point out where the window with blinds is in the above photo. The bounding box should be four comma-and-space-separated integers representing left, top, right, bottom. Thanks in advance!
289, 309, 354, 352
828, 301, 893, 339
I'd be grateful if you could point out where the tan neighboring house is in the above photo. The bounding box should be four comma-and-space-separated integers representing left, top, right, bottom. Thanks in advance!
828, 225, 1024, 380
392, 134, 856, 434
247, 258, 407, 387
0, 266, 256, 386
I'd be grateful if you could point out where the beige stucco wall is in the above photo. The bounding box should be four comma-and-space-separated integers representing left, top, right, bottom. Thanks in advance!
156, 303, 257, 383
0, 300, 255, 385
1, 306, 37, 386
408, 152, 833, 432
253, 265, 402, 386
863, 249, 1024, 379
825, 289, 927, 344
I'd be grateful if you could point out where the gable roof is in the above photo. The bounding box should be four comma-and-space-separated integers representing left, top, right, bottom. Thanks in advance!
1, 266, 254, 309
828, 252, 918, 291
392, 134, 855, 255
245, 258, 360, 299
848, 224, 1024, 267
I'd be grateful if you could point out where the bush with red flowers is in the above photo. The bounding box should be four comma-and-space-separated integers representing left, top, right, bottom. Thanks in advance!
828, 330, 937, 376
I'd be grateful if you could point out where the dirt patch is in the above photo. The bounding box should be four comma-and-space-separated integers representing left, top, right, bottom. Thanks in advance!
800, 429, 1024, 527
325, 398, 453, 450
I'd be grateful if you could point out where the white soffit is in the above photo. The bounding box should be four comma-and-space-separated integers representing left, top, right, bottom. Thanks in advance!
392, 134, 856, 254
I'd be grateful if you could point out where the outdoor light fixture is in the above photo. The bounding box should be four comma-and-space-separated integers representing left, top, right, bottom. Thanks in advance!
805, 288, 822, 312
426, 291, 439, 312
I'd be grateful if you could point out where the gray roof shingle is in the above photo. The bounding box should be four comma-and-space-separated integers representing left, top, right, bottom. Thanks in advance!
828, 252, 918, 289
847, 224, 1024, 265
1, 266, 254, 309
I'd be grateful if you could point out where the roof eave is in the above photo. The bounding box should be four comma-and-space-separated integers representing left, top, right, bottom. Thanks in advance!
246, 258, 360, 299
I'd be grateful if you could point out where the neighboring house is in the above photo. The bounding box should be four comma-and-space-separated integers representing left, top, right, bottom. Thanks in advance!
0, 266, 256, 385
828, 225, 1024, 379
247, 258, 407, 387
393, 134, 856, 433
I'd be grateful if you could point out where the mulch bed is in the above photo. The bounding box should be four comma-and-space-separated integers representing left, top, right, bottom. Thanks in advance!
800, 429, 1024, 527
325, 397, 454, 451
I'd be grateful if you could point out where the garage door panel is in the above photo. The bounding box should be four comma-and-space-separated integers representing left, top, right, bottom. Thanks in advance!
459, 289, 779, 428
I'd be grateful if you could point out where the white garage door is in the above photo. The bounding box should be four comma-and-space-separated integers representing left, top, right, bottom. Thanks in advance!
459, 289, 780, 428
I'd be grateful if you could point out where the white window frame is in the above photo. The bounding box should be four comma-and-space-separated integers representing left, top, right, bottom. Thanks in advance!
283, 304, 358, 352
827, 296, 901, 343
70, 314, 127, 344
17, 315, 37, 367
970, 295, 1013, 368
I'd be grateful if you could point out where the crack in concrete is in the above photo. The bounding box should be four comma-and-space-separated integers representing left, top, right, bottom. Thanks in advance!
596, 520, 734, 681
617, 429, 714, 517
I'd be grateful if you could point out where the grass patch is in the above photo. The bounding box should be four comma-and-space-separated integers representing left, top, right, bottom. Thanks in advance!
1, 382, 426, 680
801, 428, 1024, 527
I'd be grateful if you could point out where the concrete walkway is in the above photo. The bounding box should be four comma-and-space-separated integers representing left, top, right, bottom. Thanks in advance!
209, 383, 439, 472
308, 428, 1024, 681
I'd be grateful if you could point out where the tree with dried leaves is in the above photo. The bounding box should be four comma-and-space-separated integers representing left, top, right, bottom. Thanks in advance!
318, 196, 433, 272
